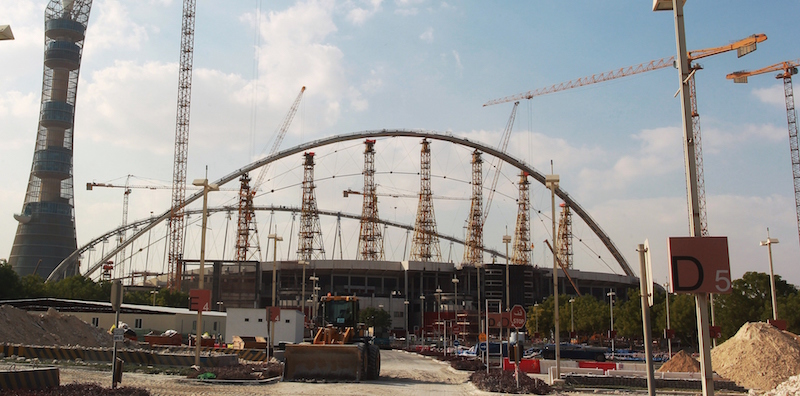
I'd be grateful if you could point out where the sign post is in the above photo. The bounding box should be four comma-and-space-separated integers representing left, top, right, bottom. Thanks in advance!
510, 304, 526, 389
110, 280, 123, 389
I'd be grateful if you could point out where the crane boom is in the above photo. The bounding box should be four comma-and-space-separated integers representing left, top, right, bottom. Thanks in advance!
253, 86, 306, 189
483, 101, 519, 221
343, 188, 468, 201
687, 34, 766, 61
727, 59, 800, 246
168, 0, 197, 290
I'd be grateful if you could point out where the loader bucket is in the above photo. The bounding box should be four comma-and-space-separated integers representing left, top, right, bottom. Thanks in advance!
283, 343, 365, 381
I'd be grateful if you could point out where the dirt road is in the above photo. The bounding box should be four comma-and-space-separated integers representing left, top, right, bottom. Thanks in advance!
55, 350, 483, 396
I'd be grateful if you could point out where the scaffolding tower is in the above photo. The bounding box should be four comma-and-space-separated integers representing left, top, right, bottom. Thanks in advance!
235, 173, 261, 262
511, 172, 531, 265
410, 139, 442, 261
463, 150, 484, 266
557, 203, 573, 269
357, 140, 384, 260
298, 152, 325, 261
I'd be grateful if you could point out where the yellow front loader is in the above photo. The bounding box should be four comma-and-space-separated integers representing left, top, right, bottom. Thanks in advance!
283, 296, 381, 381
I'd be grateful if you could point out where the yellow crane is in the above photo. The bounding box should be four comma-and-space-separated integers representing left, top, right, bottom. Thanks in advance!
727, 59, 800, 245
484, 33, 767, 237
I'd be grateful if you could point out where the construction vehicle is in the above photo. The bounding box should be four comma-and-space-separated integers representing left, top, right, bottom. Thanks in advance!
283, 295, 380, 381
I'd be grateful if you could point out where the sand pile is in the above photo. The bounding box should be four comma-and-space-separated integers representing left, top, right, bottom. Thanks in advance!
0, 305, 113, 348
758, 374, 800, 396
657, 350, 700, 372
711, 322, 800, 391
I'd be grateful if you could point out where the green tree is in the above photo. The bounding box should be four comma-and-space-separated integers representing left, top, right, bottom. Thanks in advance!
156, 288, 190, 308
714, 271, 798, 340
0, 261, 23, 299
360, 307, 391, 330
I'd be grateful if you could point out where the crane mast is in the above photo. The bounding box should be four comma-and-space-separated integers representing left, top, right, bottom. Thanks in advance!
168, 0, 197, 290
727, 59, 800, 246
483, 101, 518, 222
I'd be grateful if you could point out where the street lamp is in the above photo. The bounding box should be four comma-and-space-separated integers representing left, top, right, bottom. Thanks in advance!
267, 233, 283, 307
0, 25, 13, 40
760, 231, 780, 320
404, 300, 410, 349
607, 291, 616, 360
546, 172, 561, 378
299, 260, 309, 313
435, 287, 442, 339
310, 275, 320, 321
452, 277, 459, 340
150, 290, 158, 306
216, 301, 224, 312
192, 177, 219, 366
503, 234, 511, 311
533, 303, 540, 336
419, 295, 426, 345
569, 298, 575, 337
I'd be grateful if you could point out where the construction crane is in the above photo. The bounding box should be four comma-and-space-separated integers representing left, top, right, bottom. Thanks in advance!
168, 0, 198, 290
727, 59, 800, 245
342, 188, 469, 201
484, 33, 767, 237
483, 101, 519, 223
235, 86, 306, 263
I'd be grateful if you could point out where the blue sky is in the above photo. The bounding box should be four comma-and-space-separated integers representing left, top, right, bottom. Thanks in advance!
1, 0, 799, 288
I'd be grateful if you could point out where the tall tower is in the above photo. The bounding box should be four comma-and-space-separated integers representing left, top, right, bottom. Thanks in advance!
511, 172, 531, 265
557, 203, 573, 269
357, 140, 384, 260
10, 0, 93, 278
410, 139, 441, 261
298, 152, 325, 261
463, 150, 484, 266
235, 173, 261, 262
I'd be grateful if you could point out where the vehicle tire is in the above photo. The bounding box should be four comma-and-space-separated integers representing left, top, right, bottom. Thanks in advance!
356, 342, 367, 381
595, 353, 606, 362
367, 344, 381, 380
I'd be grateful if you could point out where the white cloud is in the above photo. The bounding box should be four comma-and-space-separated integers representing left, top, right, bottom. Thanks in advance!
703, 122, 785, 152
452, 50, 462, 70
395, 8, 418, 16
419, 27, 433, 42
753, 84, 785, 108
346, 0, 383, 25
83, 0, 149, 55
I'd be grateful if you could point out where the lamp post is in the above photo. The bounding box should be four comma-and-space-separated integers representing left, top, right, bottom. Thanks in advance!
569, 298, 575, 338
192, 177, 218, 367
608, 291, 616, 360
534, 303, 540, 336
268, 233, 283, 307
404, 300, 410, 349
503, 234, 511, 311
299, 261, 309, 313
545, 171, 561, 378
310, 275, 320, 322
390, 290, 400, 328
435, 287, 442, 340
452, 277, 459, 341
216, 301, 224, 312
760, 231, 780, 320
150, 290, 158, 306
419, 295, 426, 345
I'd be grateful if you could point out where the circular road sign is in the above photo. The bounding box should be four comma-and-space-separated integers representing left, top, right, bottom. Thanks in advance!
510, 305, 526, 329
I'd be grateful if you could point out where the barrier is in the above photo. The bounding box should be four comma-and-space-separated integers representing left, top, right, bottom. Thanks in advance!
578, 361, 617, 373
0, 367, 59, 390
502, 357, 541, 374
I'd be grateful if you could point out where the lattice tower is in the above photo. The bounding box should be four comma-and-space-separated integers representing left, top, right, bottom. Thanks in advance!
511, 172, 531, 265
298, 152, 326, 260
687, 71, 709, 237
556, 203, 573, 269
410, 139, 441, 261
9, 0, 93, 278
235, 173, 261, 262
357, 140, 384, 260
463, 150, 484, 266
168, 0, 197, 290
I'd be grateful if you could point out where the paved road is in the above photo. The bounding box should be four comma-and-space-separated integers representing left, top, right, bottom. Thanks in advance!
55, 350, 484, 396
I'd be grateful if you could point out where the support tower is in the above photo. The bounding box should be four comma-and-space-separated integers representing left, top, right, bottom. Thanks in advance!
235, 173, 261, 262
511, 172, 531, 265
410, 139, 441, 261
463, 150, 484, 265
10, 0, 93, 278
557, 203, 573, 269
357, 140, 384, 260
298, 152, 325, 260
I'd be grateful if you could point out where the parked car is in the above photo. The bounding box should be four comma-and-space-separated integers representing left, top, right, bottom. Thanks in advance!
533, 343, 609, 362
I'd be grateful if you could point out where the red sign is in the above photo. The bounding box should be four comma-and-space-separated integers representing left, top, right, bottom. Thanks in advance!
189, 289, 211, 311
668, 236, 731, 294
487, 312, 511, 328
510, 305, 526, 329
267, 306, 281, 322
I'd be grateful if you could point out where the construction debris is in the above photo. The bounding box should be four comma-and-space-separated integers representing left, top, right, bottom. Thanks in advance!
712, 322, 800, 391
656, 350, 700, 373
0, 305, 112, 348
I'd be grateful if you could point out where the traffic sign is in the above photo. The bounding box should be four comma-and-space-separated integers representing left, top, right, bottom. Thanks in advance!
479, 342, 487, 352
479, 332, 487, 342
668, 236, 731, 294
510, 305, 526, 329
189, 289, 211, 311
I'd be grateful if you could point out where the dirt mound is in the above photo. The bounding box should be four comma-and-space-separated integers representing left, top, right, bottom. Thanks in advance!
0, 305, 113, 348
657, 350, 700, 372
711, 322, 800, 391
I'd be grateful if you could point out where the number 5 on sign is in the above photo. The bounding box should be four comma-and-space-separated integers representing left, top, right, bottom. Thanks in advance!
668, 236, 732, 294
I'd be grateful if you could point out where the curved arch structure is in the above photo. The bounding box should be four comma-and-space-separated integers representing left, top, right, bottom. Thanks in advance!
49, 129, 634, 281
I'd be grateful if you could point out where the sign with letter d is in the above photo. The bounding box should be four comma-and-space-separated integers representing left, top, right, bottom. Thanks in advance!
668, 236, 732, 294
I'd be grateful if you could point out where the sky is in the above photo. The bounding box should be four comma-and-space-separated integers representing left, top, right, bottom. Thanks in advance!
1, 0, 800, 288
